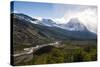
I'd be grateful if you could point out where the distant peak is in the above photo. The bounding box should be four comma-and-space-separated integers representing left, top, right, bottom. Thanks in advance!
64, 18, 88, 31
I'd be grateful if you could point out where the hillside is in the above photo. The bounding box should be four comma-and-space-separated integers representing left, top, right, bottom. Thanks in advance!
12, 13, 54, 52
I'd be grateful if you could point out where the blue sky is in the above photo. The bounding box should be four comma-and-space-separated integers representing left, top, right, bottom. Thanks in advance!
11, 1, 60, 18
11, 1, 96, 18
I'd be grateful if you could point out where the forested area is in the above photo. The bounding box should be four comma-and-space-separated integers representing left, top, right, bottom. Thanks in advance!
16, 40, 97, 65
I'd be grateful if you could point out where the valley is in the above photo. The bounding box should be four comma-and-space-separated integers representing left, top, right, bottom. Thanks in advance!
13, 40, 97, 65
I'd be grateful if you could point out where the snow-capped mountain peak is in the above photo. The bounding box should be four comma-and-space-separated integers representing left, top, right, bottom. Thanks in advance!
58, 18, 87, 31
38, 19, 57, 27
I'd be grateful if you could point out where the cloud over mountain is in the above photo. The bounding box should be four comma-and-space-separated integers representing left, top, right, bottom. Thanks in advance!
52, 7, 97, 33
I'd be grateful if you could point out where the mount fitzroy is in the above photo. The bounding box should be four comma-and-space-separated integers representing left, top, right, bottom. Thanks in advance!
12, 13, 97, 46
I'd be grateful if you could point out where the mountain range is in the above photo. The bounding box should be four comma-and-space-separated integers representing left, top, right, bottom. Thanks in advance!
12, 13, 97, 47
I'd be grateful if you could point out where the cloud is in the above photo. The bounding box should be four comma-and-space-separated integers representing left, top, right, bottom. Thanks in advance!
52, 6, 97, 33
62, 7, 97, 33
76, 8, 97, 33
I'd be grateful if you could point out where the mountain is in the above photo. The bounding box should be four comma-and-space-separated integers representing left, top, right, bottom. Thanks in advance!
12, 13, 56, 52
38, 19, 57, 27
57, 18, 97, 40
14, 13, 57, 27
13, 13, 39, 24
58, 18, 88, 31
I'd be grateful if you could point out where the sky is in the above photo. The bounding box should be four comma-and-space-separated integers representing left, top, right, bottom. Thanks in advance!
11, 1, 97, 33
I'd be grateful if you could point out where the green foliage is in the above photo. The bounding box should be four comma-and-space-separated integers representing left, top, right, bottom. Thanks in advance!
47, 48, 64, 63
31, 43, 97, 65
32, 48, 65, 64
15, 41, 97, 65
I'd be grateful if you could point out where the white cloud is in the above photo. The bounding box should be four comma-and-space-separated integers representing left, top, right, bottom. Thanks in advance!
62, 7, 97, 33
76, 8, 97, 33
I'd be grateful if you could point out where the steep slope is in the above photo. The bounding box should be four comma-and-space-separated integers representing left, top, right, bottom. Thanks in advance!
12, 13, 54, 51
13, 13, 38, 23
